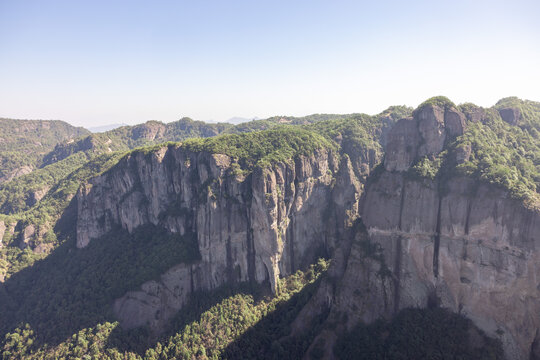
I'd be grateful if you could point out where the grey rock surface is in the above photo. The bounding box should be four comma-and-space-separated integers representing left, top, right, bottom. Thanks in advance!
499, 107, 521, 125
19, 224, 35, 249
291, 106, 539, 360
77, 146, 362, 332
296, 173, 540, 360
0, 220, 5, 246
384, 117, 419, 171
384, 104, 465, 172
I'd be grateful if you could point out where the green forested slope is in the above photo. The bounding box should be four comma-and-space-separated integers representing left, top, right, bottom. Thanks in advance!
0, 152, 125, 277
0, 259, 328, 360
0, 118, 89, 183
42, 118, 234, 166
409, 97, 540, 209
182, 126, 336, 170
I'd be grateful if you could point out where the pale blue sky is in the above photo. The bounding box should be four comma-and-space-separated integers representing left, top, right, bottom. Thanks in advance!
1, 0, 539, 127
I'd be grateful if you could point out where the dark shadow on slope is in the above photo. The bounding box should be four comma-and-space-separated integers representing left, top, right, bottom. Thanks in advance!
0, 216, 200, 349
220, 277, 327, 360
106, 280, 273, 354
334, 307, 504, 360
108, 264, 327, 357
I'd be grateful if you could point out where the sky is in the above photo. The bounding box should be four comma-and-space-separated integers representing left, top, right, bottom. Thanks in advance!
1, 0, 539, 127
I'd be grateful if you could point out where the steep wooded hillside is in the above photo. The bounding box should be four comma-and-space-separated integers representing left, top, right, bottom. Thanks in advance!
0, 118, 89, 184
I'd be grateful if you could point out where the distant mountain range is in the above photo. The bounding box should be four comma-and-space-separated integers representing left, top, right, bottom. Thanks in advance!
225, 116, 261, 124
88, 119, 260, 131
88, 123, 129, 133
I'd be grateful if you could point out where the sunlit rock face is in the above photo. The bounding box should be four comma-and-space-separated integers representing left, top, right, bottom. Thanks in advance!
0, 220, 5, 247
77, 145, 363, 331
292, 105, 540, 360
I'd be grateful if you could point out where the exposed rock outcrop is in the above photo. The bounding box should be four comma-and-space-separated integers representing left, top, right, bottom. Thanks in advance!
384, 104, 466, 172
27, 186, 50, 207
336, 173, 540, 360
77, 145, 362, 331
384, 117, 419, 172
113, 263, 196, 331
131, 121, 166, 141
0, 221, 5, 247
19, 224, 36, 249
499, 107, 521, 125
456, 143, 472, 164
0, 165, 34, 184
293, 105, 540, 360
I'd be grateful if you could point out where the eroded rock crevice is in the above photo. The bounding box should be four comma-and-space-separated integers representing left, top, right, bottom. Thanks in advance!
433, 193, 442, 278
77, 147, 362, 333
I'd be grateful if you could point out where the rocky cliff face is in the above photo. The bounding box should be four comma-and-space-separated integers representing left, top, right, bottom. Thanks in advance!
75, 103, 540, 359
292, 104, 540, 360
325, 173, 540, 360
77, 145, 362, 331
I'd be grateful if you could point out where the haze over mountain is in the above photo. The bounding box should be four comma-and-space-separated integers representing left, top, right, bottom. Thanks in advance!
1, 1, 538, 126
88, 123, 129, 133
0, 96, 539, 359
0, 118, 89, 184
225, 117, 261, 124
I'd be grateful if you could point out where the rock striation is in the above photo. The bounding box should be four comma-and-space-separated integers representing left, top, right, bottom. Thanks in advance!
77, 145, 362, 331
384, 104, 466, 171
293, 104, 540, 360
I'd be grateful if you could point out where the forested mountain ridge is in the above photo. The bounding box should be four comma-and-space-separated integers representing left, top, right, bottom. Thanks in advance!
0, 107, 406, 268
1, 97, 540, 359
41, 118, 234, 167
0, 118, 89, 184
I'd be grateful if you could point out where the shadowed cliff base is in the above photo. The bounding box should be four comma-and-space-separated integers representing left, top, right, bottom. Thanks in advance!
123, 265, 328, 359
0, 224, 200, 349
334, 307, 504, 360
106, 280, 276, 355
0, 257, 329, 358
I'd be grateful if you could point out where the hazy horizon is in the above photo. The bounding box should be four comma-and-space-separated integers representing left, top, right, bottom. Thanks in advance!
0, 95, 534, 130
1, 0, 539, 127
